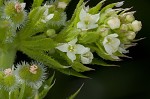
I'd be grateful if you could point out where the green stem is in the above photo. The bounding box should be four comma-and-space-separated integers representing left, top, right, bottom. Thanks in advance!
18, 82, 26, 99
0, 44, 17, 69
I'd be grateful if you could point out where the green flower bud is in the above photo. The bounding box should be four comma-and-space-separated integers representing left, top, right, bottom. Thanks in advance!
0, 68, 19, 91
131, 20, 142, 32
4, 1, 26, 27
15, 62, 47, 89
120, 24, 128, 31
46, 29, 56, 37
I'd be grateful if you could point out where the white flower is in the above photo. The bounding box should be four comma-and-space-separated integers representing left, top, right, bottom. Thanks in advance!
107, 17, 120, 29
41, 8, 54, 23
15, 3, 26, 13
77, 7, 100, 31
103, 34, 120, 59
56, 38, 89, 62
131, 20, 142, 32
81, 49, 93, 64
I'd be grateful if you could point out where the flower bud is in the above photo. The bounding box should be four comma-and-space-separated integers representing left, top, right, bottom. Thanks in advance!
46, 29, 56, 37
126, 14, 135, 22
131, 20, 142, 32
4, 1, 26, 27
97, 27, 109, 37
15, 62, 47, 89
57, 2, 67, 9
0, 68, 19, 91
126, 31, 136, 40
107, 17, 120, 29
120, 24, 128, 31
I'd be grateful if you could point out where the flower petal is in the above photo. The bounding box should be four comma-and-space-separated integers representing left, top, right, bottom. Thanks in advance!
68, 38, 78, 45
77, 21, 87, 30
81, 51, 93, 64
91, 13, 100, 23
56, 44, 69, 52
20, 3, 26, 10
76, 44, 89, 54
87, 23, 98, 30
67, 52, 76, 62
46, 14, 54, 21
79, 8, 88, 20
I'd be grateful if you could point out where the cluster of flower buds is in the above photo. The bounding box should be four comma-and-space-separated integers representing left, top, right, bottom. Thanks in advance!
0, 61, 54, 98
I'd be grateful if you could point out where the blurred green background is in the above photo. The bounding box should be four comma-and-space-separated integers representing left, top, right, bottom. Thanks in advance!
20, 0, 150, 99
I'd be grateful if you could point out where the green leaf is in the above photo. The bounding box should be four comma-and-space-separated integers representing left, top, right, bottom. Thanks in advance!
91, 58, 118, 66
79, 32, 99, 44
68, 83, 84, 99
21, 38, 57, 51
88, 0, 106, 14
19, 47, 69, 69
39, 73, 55, 98
32, 0, 44, 9
100, 2, 117, 14
58, 68, 89, 78
72, 61, 94, 72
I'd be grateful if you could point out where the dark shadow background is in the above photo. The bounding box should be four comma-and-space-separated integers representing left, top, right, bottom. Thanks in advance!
19, 0, 150, 99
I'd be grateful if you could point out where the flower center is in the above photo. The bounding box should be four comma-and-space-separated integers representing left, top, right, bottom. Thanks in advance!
68, 45, 75, 52
29, 65, 38, 74
83, 52, 90, 58
4, 68, 12, 76
15, 3, 22, 13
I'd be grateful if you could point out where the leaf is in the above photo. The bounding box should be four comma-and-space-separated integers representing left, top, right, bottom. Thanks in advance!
19, 47, 69, 69
68, 84, 84, 99
91, 58, 118, 66
72, 61, 94, 72
21, 38, 57, 51
79, 32, 99, 44
88, 0, 106, 14
32, 0, 44, 9
39, 73, 55, 99
58, 68, 89, 78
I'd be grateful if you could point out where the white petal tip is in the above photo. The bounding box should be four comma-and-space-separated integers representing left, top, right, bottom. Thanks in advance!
116, 1, 124, 7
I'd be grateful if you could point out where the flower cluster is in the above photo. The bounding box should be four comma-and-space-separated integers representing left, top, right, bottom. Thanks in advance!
0, 0, 142, 98
56, 0, 142, 62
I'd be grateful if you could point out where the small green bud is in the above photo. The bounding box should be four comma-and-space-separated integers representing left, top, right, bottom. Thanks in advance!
0, 68, 19, 91
120, 24, 128, 31
4, 1, 26, 27
46, 29, 56, 37
15, 62, 47, 89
